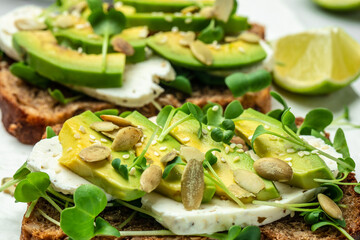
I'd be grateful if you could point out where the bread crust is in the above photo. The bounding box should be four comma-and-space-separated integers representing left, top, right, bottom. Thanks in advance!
20, 173, 360, 240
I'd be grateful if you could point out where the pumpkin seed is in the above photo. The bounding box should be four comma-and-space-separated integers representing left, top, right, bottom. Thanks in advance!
79, 145, 111, 162
181, 6, 200, 15
53, 15, 76, 29
239, 32, 261, 43
180, 145, 204, 162
224, 36, 239, 43
253, 157, 293, 182
181, 158, 204, 210
179, 31, 196, 47
161, 150, 179, 164
111, 37, 135, 56
14, 18, 47, 31
318, 193, 343, 220
112, 127, 142, 151
233, 169, 265, 194
1, 177, 16, 196
90, 121, 119, 132
101, 129, 119, 140
140, 165, 162, 193
227, 184, 255, 199
100, 115, 133, 127
190, 40, 213, 66
213, 0, 234, 22
199, 6, 215, 19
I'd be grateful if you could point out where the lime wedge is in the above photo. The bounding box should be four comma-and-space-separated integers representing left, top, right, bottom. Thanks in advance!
313, 0, 360, 11
272, 28, 360, 95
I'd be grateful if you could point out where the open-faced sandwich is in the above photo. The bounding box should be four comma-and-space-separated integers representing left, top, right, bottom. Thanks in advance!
0, 0, 273, 145
1, 94, 360, 240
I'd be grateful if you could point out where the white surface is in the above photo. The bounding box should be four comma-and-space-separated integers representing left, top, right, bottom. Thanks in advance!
0, 0, 359, 239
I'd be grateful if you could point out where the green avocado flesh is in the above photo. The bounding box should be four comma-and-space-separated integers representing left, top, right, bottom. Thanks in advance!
125, 111, 216, 203
117, 0, 214, 12
147, 32, 267, 70
13, 31, 125, 88
235, 109, 335, 189
58, 111, 144, 201
126, 14, 248, 34
169, 111, 280, 201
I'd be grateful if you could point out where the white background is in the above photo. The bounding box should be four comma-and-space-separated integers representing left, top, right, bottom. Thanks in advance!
0, 0, 359, 239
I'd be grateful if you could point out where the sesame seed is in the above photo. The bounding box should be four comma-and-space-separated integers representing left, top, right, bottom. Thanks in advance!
67, 147, 73, 152
171, 26, 179, 32
298, 151, 305, 157
238, 47, 246, 53
202, 129, 207, 135
303, 151, 310, 156
264, 125, 270, 129
165, 15, 173, 22
154, 151, 160, 157
123, 154, 130, 159
182, 137, 190, 143
79, 126, 86, 134
311, 150, 319, 154
77, 47, 83, 53
285, 157, 292, 161
185, 18, 192, 24
158, 36, 168, 44
140, 136, 145, 142
159, 146, 168, 151
225, 146, 230, 154
94, 140, 101, 145
207, 126, 212, 131
234, 156, 240, 162
151, 140, 157, 146
74, 133, 81, 139
248, 135, 253, 140
100, 138, 107, 143
236, 149, 244, 153
89, 134, 96, 140
135, 142, 143, 147
269, 136, 278, 141
286, 148, 295, 153
230, 143, 236, 149
129, 167, 136, 176
89, 139, 95, 143
288, 162, 293, 167
236, 144, 243, 149
221, 157, 226, 163
212, 105, 219, 111
321, 145, 330, 150
174, 12, 182, 17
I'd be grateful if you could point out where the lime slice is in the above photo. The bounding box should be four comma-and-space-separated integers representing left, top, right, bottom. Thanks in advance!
313, 0, 360, 11
272, 28, 360, 95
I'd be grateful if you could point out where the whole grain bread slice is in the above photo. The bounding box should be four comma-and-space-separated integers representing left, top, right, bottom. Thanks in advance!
0, 67, 271, 145
20, 173, 360, 240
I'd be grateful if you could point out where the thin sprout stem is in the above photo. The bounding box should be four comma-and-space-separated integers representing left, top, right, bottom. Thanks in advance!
101, 30, 109, 72
37, 209, 60, 227
151, 100, 162, 112
42, 194, 62, 213
47, 187, 74, 203
117, 211, 136, 230
160, 108, 176, 139
119, 230, 175, 236
158, 115, 192, 142
331, 224, 355, 240
252, 200, 317, 212
116, 200, 161, 221
0, 178, 21, 192
25, 199, 39, 218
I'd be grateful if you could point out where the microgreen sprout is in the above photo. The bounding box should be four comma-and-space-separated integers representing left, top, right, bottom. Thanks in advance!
94, 109, 119, 118
198, 19, 224, 44
162, 156, 185, 179
161, 75, 192, 95
0, 162, 30, 192
48, 88, 82, 105
331, 106, 360, 129
10, 62, 50, 89
46, 126, 56, 139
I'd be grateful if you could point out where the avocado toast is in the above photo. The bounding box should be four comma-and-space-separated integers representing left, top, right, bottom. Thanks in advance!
1, 95, 359, 240
0, 0, 272, 145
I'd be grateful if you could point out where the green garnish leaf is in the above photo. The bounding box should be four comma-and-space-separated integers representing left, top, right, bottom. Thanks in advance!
322, 183, 343, 202
333, 128, 350, 158
338, 157, 355, 173
297, 108, 333, 135
162, 156, 185, 179
120, 111, 132, 118
225, 69, 272, 97
251, 125, 268, 149
157, 105, 174, 128
206, 104, 223, 127
14, 172, 50, 202
304, 210, 324, 225
13, 162, 30, 180
270, 91, 288, 109
281, 108, 297, 133
112, 158, 129, 180
187, 103, 204, 138
48, 88, 82, 105
204, 148, 220, 166
223, 130, 235, 143
60, 184, 120, 240
235, 226, 261, 240
10, 62, 50, 89
198, 19, 224, 44
211, 127, 224, 142
311, 221, 353, 240
227, 225, 242, 240
46, 126, 57, 139
224, 100, 243, 119
267, 91, 289, 121
161, 76, 192, 95
222, 119, 235, 131
311, 129, 332, 146
87, 0, 103, 12
354, 185, 360, 194
94, 109, 119, 118
267, 109, 284, 121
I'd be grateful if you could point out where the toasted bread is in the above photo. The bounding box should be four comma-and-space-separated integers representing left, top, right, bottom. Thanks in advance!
20, 173, 360, 240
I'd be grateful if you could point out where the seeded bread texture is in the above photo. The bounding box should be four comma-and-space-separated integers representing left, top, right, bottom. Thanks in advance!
20, 173, 360, 240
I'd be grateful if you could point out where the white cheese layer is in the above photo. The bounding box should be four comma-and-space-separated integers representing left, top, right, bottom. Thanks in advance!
72, 56, 176, 108
0, 5, 44, 60
27, 137, 112, 200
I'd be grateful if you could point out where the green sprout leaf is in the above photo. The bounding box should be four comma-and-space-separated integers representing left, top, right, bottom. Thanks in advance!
204, 148, 220, 166
162, 156, 185, 179
161, 76, 192, 95
157, 105, 174, 128
222, 119, 235, 131
333, 128, 350, 158
10, 62, 50, 89
198, 19, 224, 44
120, 111, 132, 118
251, 125, 268, 149
224, 100, 243, 119
87, 0, 103, 12
60, 184, 120, 240
46, 126, 56, 139
207, 104, 223, 127
0, 162, 30, 193
270, 91, 288, 109
322, 183, 343, 202
14, 172, 50, 203
338, 157, 355, 173
311, 221, 354, 240
304, 210, 324, 225
267, 91, 289, 121
235, 226, 261, 240
297, 108, 333, 135
94, 109, 119, 118
48, 88, 82, 105
281, 108, 297, 133
112, 158, 129, 180
354, 185, 360, 194
187, 103, 204, 138
211, 127, 224, 142
225, 69, 272, 97
223, 130, 235, 143
227, 225, 242, 240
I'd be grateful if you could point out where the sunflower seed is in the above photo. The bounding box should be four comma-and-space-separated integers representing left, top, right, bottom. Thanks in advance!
90, 121, 119, 132
180, 145, 204, 162
101, 129, 119, 140
318, 193, 343, 220
161, 150, 179, 164
233, 169, 265, 194
112, 127, 142, 151
190, 40, 213, 66
179, 31, 196, 47
224, 36, 239, 43
238, 32, 261, 43
213, 0, 233, 22
14, 18, 47, 31
227, 183, 255, 199
181, 158, 204, 210
79, 145, 111, 162
53, 15, 76, 29
199, 6, 215, 19
181, 6, 200, 15
100, 115, 133, 127
253, 157, 293, 182
140, 165, 162, 193
111, 37, 135, 56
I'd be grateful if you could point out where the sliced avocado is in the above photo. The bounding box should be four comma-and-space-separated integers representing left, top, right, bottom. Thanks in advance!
169, 111, 279, 201
125, 111, 216, 202
147, 32, 266, 70
13, 31, 125, 88
58, 111, 144, 201
235, 109, 335, 189
125, 14, 248, 34
117, 0, 214, 13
